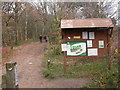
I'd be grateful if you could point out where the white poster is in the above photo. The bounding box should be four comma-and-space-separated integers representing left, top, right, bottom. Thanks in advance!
61, 44, 67, 51
99, 41, 104, 48
82, 32, 88, 39
88, 48, 98, 56
89, 32, 95, 39
87, 40, 92, 47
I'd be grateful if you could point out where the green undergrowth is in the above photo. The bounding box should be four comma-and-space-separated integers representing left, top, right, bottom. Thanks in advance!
43, 45, 119, 88
85, 59, 119, 88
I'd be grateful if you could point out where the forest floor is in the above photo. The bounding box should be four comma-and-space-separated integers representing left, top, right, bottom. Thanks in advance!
2, 41, 91, 88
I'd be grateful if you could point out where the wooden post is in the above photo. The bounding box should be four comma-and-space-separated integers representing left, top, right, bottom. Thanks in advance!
118, 26, 120, 86
6, 62, 19, 88
108, 28, 113, 70
63, 30, 67, 74
63, 51, 67, 74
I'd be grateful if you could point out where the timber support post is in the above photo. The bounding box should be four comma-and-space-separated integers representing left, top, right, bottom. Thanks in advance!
63, 51, 67, 74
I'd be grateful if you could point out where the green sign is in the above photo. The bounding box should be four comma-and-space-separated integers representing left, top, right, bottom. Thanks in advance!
67, 41, 87, 56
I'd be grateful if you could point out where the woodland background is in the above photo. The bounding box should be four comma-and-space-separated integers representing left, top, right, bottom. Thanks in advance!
2, 1, 119, 48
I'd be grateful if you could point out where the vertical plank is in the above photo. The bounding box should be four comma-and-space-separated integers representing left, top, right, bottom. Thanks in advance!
63, 29, 67, 74
63, 51, 67, 74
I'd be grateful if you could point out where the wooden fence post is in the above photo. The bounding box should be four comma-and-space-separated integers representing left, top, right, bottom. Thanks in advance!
6, 61, 19, 88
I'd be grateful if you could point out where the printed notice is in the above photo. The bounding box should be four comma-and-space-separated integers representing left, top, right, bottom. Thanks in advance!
89, 32, 95, 39
66, 41, 87, 56
87, 40, 92, 47
99, 41, 104, 48
82, 32, 88, 39
61, 44, 67, 51
88, 48, 98, 56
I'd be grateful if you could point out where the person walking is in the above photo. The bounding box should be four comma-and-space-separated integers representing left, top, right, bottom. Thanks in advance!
44, 36, 47, 42
39, 35, 42, 43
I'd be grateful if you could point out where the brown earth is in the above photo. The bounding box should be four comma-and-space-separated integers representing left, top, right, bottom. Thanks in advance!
2, 42, 92, 88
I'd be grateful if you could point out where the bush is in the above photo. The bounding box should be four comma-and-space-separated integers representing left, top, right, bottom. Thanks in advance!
15, 40, 20, 46
48, 45, 61, 56
48, 35, 61, 45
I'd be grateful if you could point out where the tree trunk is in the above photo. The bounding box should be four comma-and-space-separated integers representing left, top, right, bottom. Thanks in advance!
25, 9, 28, 40
35, 23, 37, 38
15, 2, 19, 42
42, 21, 45, 35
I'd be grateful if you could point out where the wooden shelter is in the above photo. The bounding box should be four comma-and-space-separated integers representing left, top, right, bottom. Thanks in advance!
61, 18, 114, 58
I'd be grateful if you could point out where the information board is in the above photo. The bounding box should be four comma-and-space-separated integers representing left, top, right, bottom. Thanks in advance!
66, 41, 87, 56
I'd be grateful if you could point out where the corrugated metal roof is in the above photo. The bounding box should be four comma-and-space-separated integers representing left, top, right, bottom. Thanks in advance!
61, 18, 114, 29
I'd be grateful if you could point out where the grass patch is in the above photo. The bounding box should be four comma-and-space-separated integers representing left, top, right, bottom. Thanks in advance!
43, 57, 109, 79
86, 60, 119, 88
42, 63, 64, 79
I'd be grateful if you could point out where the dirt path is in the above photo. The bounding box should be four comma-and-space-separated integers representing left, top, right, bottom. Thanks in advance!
3, 42, 91, 88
